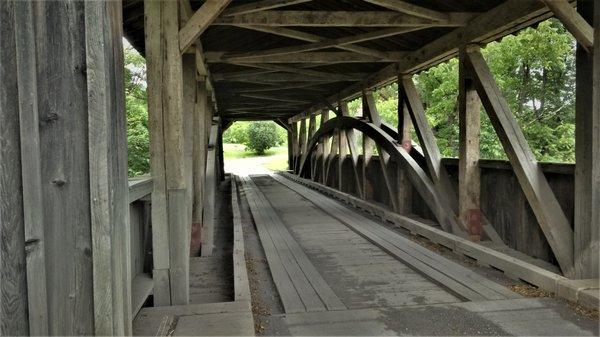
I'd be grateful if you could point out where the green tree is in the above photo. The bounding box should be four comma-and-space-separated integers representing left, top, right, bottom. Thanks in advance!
223, 121, 250, 144
245, 121, 279, 154
124, 44, 150, 176
411, 19, 575, 162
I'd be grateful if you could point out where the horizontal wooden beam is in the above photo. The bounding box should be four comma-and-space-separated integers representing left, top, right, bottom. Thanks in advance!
223, 27, 424, 60
288, 0, 551, 123
179, 0, 231, 53
206, 51, 406, 63
231, 25, 406, 59
363, 0, 449, 21
542, 0, 593, 51
232, 83, 329, 93
213, 72, 366, 83
231, 63, 364, 81
221, 0, 312, 16
213, 10, 475, 27
239, 93, 312, 104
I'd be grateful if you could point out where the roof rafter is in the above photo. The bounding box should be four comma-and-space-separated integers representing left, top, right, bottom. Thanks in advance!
205, 51, 406, 63
231, 25, 397, 60
179, 0, 232, 53
363, 0, 450, 21
212, 10, 476, 27
288, 0, 552, 123
223, 27, 424, 60
231, 63, 364, 81
221, 0, 313, 17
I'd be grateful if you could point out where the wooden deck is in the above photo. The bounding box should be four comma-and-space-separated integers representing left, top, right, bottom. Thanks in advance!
239, 174, 598, 336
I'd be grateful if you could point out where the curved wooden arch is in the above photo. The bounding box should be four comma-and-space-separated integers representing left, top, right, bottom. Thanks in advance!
299, 116, 460, 234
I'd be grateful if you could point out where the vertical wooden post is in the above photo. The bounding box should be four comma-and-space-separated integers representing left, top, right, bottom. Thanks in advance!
291, 122, 299, 173
459, 46, 483, 241
192, 75, 208, 257
298, 119, 307, 175
396, 77, 413, 214
144, 0, 171, 306
145, 0, 189, 305
287, 124, 294, 171
574, 0, 599, 278
12, 1, 49, 334
0, 1, 29, 334
321, 111, 330, 184
338, 102, 350, 191
308, 115, 317, 179
163, 0, 189, 305
1, 0, 131, 333
362, 91, 380, 199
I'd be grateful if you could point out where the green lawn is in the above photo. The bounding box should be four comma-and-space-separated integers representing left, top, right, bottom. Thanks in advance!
223, 143, 289, 171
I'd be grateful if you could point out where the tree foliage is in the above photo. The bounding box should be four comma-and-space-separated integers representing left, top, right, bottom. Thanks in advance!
366, 19, 575, 162
124, 44, 150, 176
245, 121, 280, 154
124, 19, 577, 178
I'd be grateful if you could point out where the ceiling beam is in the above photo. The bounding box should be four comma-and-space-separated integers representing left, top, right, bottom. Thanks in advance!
232, 83, 332, 93
206, 51, 406, 63
232, 25, 399, 59
239, 94, 312, 104
363, 0, 449, 21
541, 0, 593, 51
179, 0, 232, 53
221, 0, 312, 16
288, 0, 552, 123
231, 63, 364, 81
223, 27, 424, 60
212, 10, 476, 27
213, 72, 366, 83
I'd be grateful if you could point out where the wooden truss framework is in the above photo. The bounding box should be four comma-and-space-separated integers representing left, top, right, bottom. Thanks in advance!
289, 40, 587, 275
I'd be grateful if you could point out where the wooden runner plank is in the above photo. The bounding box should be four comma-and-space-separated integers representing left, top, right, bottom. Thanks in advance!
240, 176, 306, 313
251, 177, 347, 311
272, 174, 519, 301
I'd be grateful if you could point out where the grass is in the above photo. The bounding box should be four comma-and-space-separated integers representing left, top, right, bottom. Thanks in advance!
223, 143, 289, 172
223, 143, 287, 159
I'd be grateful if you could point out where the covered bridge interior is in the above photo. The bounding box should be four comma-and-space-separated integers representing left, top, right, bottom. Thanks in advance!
1, 0, 599, 335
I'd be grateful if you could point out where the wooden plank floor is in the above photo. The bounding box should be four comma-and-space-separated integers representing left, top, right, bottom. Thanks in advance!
241, 174, 598, 336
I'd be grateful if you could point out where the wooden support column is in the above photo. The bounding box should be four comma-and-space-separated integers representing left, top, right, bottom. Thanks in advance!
396, 78, 413, 214
291, 122, 299, 172
338, 102, 350, 191
362, 91, 378, 198
458, 46, 483, 241
298, 119, 307, 175
574, 0, 599, 278
308, 115, 317, 179
320, 111, 330, 184
465, 50, 574, 276
145, 0, 189, 305
1, 0, 130, 334
145, 0, 170, 306
340, 102, 364, 197
165, 0, 189, 304
287, 124, 294, 171
326, 128, 340, 186
191, 67, 208, 256
182, 54, 195, 263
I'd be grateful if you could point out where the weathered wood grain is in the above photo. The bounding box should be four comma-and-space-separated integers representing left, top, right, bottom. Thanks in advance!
0, 1, 29, 334
144, 0, 171, 306
465, 50, 574, 276
13, 1, 49, 334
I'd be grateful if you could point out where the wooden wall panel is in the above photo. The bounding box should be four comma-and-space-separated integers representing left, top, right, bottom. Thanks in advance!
0, 1, 29, 334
